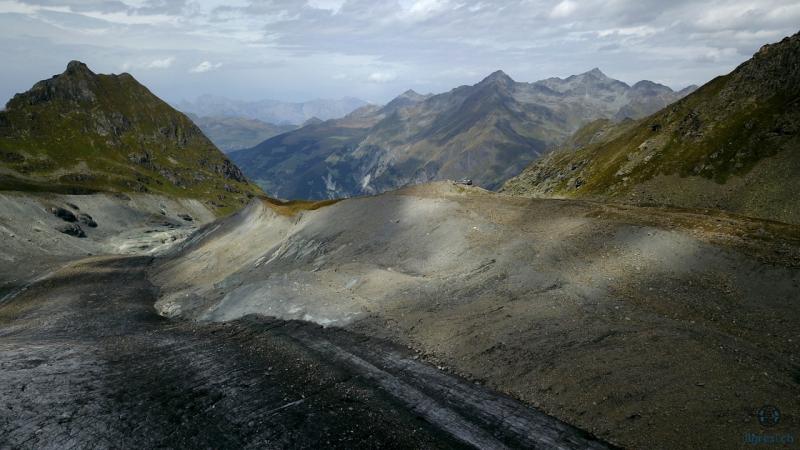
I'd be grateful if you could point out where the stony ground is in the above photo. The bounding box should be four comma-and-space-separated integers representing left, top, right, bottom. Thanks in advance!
154, 182, 800, 449
0, 255, 612, 449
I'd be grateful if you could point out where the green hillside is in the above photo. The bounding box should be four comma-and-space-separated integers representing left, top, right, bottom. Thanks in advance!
503, 32, 800, 224
0, 61, 262, 215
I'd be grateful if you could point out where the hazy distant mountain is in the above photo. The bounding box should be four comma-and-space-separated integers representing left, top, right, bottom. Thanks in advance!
176, 95, 369, 125
502, 32, 800, 225
230, 69, 692, 200
0, 61, 262, 214
188, 114, 296, 153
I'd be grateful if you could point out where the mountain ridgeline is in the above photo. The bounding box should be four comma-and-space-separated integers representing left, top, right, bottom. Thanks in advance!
187, 114, 296, 153
230, 69, 694, 200
502, 32, 800, 225
0, 61, 262, 215
176, 95, 369, 126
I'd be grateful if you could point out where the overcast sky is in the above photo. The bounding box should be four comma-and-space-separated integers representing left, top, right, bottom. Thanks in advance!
1, 0, 798, 105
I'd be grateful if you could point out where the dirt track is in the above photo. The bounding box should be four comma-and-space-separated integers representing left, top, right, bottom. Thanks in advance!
0, 255, 613, 449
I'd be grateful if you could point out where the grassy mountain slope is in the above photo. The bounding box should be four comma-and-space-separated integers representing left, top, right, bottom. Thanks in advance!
232, 71, 692, 200
503, 32, 800, 224
0, 61, 262, 215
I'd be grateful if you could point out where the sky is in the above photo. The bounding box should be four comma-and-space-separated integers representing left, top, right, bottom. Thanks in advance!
1, 0, 798, 105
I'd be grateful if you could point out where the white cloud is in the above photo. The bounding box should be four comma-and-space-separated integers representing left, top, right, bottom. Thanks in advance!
549, 0, 577, 18
306, 0, 346, 14
367, 71, 397, 83
189, 61, 223, 73
145, 57, 175, 69
399, 0, 450, 20
119, 57, 175, 71
598, 25, 660, 38
1, 0, 799, 104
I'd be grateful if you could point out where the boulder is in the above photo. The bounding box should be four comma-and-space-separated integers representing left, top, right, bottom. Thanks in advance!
178, 213, 193, 222
49, 207, 77, 222
78, 213, 98, 228
56, 223, 86, 238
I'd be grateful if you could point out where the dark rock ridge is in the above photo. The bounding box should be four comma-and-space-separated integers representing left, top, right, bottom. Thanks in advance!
231, 68, 693, 200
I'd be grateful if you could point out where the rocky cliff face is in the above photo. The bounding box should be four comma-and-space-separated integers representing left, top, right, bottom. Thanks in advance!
231, 69, 691, 200
0, 61, 261, 215
502, 32, 800, 224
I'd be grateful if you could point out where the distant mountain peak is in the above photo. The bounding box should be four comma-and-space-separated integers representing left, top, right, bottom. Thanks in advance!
382, 89, 430, 112
583, 68, 608, 78
632, 80, 659, 88
399, 89, 423, 98
631, 80, 674, 93
480, 70, 515, 85
302, 116, 324, 127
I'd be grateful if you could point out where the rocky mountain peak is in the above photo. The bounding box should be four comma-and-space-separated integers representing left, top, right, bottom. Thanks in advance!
0, 61, 261, 213
399, 89, 424, 99
9, 61, 104, 107
382, 89, 430, 113
631, 80, 673, 94
584, 67, 607, 78
479, 70, 515, 87
730, 30, 800, 97
65, 60, 94, 76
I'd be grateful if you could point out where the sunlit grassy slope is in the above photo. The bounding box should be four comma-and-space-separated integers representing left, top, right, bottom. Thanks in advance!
503, 32, 800, 224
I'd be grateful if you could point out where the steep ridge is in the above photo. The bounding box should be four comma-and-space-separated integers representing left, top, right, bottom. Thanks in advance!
230, 70, 692, 200
0, 61, 262, 215
503, 32, 800, 224
152, 182, 800, 450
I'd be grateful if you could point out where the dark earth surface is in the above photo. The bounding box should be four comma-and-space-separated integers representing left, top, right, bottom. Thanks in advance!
0, 255, 614, 449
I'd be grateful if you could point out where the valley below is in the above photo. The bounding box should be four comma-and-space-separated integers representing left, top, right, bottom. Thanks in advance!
1, 183, 797, 449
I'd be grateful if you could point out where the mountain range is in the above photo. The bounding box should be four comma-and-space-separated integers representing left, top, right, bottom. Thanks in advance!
187, 114, 296, 153
502, 31, 800, 225
0, 61, 262, 214
230, 69, 696, 200
175, 95, 369, 126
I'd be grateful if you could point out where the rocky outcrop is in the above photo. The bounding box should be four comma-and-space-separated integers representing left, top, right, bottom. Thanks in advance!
56, 223, 86, 238
49, 206, 77, 222
78, 213, 97, 228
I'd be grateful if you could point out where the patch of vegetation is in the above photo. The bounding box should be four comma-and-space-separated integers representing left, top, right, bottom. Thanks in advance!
262, 197, 341, 216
